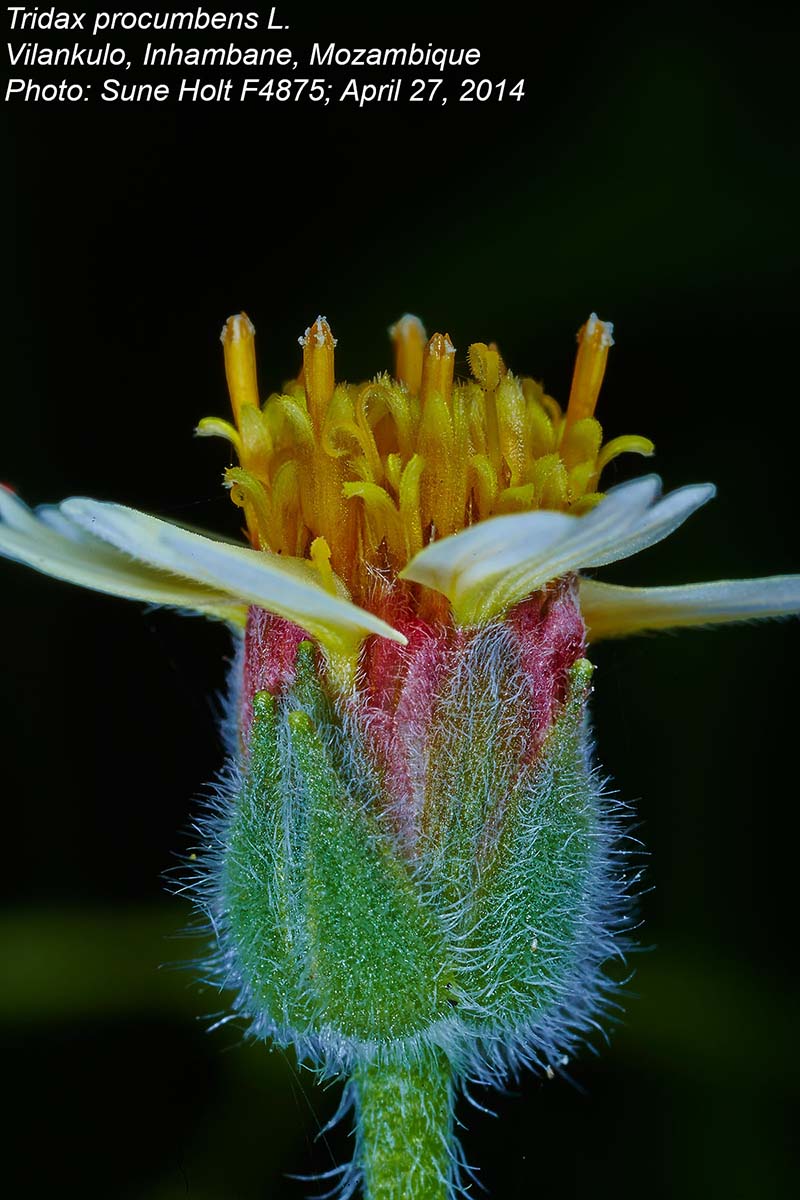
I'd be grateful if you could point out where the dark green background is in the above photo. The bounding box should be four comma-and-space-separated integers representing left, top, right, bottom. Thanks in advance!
3, 2, 798, 1197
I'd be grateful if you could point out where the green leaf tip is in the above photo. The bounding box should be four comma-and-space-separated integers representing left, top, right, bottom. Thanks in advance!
251, 689, 275, 720
287, 709, 314, 735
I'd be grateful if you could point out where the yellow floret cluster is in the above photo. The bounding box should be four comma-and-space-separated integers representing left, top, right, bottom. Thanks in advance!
198, 312, 653, 597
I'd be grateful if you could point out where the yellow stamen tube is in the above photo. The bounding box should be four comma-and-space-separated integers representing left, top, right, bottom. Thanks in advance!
301, 315, 337, 434
221, 313, 259, 427
565, 313, 614, 431
420, 331, 456, 407
390, 313, 427, 395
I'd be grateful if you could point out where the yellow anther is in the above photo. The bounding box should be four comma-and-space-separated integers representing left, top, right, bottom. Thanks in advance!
420, 332, 456, 407
565, 313, 614, 432
300, 316, 337, 434
390, 314, 427, 395
221, 313, 259, 427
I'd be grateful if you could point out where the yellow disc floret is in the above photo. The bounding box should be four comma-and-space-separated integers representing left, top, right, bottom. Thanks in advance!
197, 312, 654, 602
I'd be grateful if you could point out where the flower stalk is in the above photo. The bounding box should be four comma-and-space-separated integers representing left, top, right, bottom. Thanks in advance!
354, 1049, 455, 1200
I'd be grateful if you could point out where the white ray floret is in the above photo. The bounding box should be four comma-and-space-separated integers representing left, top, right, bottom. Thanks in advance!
61, 499, 406, 654
0, 490, 407, 666
579, 576, 800, 640
4, 473, 799, 656
401, 476, 717, 625
0, 487, 245, 621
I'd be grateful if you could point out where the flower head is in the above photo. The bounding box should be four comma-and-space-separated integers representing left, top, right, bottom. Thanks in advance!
5, 311, 794, 682
2, 312, 798, 1199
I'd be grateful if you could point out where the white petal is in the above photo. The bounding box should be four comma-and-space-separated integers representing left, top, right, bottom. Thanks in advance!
1, 486, 52, 536
62, 499, 406, 654
401, 475, 716, 625
400, 508, 577, 612
0, 490, 244, 619
578, 481, 716, 569
36, 503, 105, 544
579, 576, 800, 640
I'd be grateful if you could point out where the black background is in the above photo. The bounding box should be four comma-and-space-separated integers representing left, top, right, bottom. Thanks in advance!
2, 2, 798, 1197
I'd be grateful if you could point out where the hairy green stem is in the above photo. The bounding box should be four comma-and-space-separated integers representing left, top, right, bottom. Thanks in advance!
353, 1047, 455, 1200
